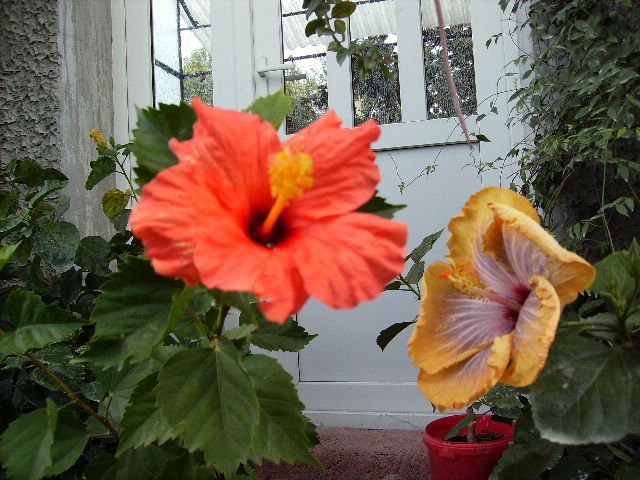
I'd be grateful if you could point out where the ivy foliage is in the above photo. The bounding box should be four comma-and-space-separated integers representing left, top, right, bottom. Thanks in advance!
500, 0, 640, 260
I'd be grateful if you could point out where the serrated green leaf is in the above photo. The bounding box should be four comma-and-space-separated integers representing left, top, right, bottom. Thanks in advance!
102, 189, 131, 218
404, 261, 425, 285
110, 208, 130, 233
43, 407, 89, 477
408, 229, 444, 263
85, 157, 116, 190
376, 321, 414, 351
249, 314, 317, 352
224, 324, 257, 341
131, 103, 196, 187
28, 179, 67, 208
478, 384, 522, 419
530, 334, 640, 444
156, 342, 260, 476
0, 291, 86, 355
357, 192, 406, 219
113, 445, 177, 480
591, 251, 635, 298
32, 221, 80, 267
0, 405, 54, 480
13, 159, 67, 188
0, 242, 20, 271
489, 408, 562, 480
245, 355, 319, 466
245, 90, 293, 129
78, 256, 183, 369
75, 235, 111, 276
117, 373, 174, 455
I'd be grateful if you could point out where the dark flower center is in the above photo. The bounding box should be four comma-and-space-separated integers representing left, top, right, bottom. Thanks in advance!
248, 210, 287, 247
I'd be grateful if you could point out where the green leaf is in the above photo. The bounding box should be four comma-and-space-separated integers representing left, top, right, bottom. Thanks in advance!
102, 189, 131, 218
0, 404, 54, 480
0, 242, 20, 271
28, 179, 67, 208
304, 18, 326, 37
0, 291, 86, 355
113, 446, 177, 480
404, 261, 425, 285
444, 412, 476, 441
529, 334, 640, 444
85, 156, 116, 190
476, 384, 522, 419
356, 192, 406, 219
591, 251, 635, 299
131, 102, 196, 187
110, 208, 130, 233
489, 408, 563, 480
13, 159, 67, 188
331, 1, 357, 18
245, 355, 319, 466
117, 373, 174, 455
407, 229, 444, 262
474, 133, 491, 142
249, 314, 317, 352
32, 221, 81, 267
245, 90, 293, 129
333, 19, 346, 34
376, 321, 415, 351
79, 256, 184, 370
43, 407, 89, 477
156, 342, 260, 476
75, 235, 111, 276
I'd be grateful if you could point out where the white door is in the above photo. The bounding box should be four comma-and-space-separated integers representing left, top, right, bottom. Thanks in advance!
112, 0, 522, 429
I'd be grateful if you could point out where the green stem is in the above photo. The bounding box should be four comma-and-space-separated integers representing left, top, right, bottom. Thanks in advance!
215, 304, 231, 339
559, 321, 617, 328
26, 352, 119, 436
114, 154, 138, 201
601, 164, 615, 252
398, 275, 421, 299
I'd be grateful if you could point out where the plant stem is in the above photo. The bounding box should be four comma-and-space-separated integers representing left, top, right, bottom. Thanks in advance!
215, 304, 231, 339
601, 164, 615, 252
398, 275, 421, 299
465, 406, 477, 442
26, 352, 119, 436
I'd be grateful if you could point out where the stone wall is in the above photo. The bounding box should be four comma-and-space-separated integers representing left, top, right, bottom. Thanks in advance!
0, 0, 115, 238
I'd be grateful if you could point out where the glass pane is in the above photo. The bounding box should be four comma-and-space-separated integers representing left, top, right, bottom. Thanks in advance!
420, 0, 476, 119
350, 0, 401, 126
281, 2, 328, 134
151, 0, 213, 106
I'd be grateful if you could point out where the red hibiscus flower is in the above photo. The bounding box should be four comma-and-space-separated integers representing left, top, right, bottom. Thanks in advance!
130, 99, 407, 323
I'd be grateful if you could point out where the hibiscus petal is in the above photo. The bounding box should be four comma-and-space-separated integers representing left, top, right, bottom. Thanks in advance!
283, 110, 381, 221
487, 203, 596, 306
499, 275, 561, 387
289, 212, 407, 309
168, 99, 279, 210
408, 262, 516, 375
417, 334, 512, 411
130, 162, 247, 286
447, 187, 540, 273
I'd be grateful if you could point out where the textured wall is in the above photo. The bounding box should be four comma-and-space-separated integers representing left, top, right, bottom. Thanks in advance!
58, 0, 115, 237
0, 0, 61, 166
0, 0, 115, 238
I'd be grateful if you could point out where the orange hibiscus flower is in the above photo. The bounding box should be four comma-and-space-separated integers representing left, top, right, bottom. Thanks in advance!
408, 187, 595, 411
130, 99, 407, 324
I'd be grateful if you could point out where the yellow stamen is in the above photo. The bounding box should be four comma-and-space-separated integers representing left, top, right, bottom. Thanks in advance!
447, 269, 522, 312
260, 148, 314, 237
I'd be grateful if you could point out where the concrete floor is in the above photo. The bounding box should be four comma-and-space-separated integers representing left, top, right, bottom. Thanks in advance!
256, 427, 430, 480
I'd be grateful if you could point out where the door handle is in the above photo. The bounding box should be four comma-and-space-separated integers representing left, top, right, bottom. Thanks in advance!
257, 63, 296, 77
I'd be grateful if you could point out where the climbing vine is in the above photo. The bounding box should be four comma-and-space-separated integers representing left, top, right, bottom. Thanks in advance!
500, 0, 640, 260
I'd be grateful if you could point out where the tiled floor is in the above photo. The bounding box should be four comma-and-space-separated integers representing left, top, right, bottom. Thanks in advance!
256, 427, 430, 480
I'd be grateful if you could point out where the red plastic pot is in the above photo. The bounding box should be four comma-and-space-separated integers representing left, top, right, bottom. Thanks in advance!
423, 414, 514, 480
